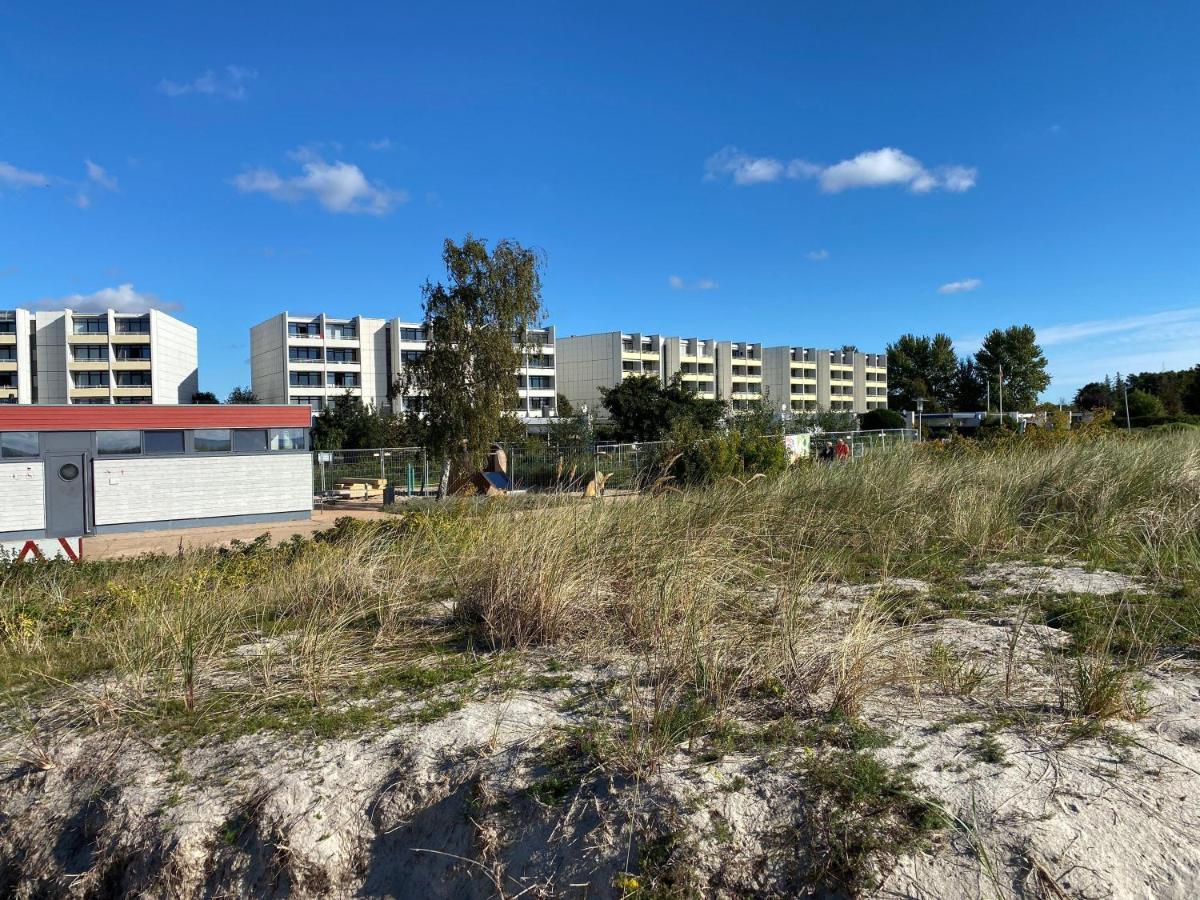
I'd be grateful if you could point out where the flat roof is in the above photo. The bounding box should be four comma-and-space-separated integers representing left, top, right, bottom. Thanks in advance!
0, 405, 312, 431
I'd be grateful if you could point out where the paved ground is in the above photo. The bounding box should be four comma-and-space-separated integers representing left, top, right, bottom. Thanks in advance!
83, 504, 393, 560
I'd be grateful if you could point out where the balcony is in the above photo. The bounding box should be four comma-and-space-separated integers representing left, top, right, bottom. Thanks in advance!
69, 386, 110, 399
68, 332, 108, 345
0, 333, 16, 346
112, 358, 152, 371
0, 359, 17, 372
112, 385, 153, 398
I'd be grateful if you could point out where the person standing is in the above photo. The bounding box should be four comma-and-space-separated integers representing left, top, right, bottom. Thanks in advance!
835, 439, 850, 460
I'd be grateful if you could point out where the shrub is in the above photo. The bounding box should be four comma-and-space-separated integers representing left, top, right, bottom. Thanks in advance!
860, 408, 906, 430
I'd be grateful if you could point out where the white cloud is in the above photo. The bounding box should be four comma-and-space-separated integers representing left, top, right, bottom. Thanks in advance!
233, 149, 407, 215
367, 138, 392, 151
938, 278, 982, 294
704, 145, 976, 194
158, 65, 257, 100
806, 249, 830, 261
0, 161, 51, 189
29, 283, 182, 314
85, 159, 118, 191
668, 275, 719, 291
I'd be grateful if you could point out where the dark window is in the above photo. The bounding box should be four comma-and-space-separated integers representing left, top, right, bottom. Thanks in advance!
0, 373, 15, 388
114, 344, 151, 360
289, 347, 322, 361
97, 430, 141, 455
400, 349, 424, 364
399, 327, 427, 342
75, 372, 109, 387
115, 317, 150, 334
72, 316, 108, 334
116, 371, 151, 386
113, 397, 151, 404
290, 371, 323, 387
0, 347, 14, 361
288, 321, 320, 337
326, 324, 357, 340
233, 429, 268, 452
330, 373, 359, 387
270, 428, 308, 451
195, 428, 232, 452
144, 430, 185, 454
73, 345, 108, 361
0, 431, 38, 458
0, 320, 15, 334
327, 348, 358, 363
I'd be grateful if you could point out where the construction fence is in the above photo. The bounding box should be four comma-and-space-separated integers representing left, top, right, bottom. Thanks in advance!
311, 429, 917, 500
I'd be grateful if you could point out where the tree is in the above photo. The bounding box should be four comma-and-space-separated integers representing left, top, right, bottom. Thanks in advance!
547, 393, 592, 446
954, 359, 987, 410
860, 408, 906, 430
1125, 389, 1165, 420
886, 333, 959, 411
227, 386, 258, 404
600, 374, 725, 442
1184, 366, 1200, 415
191, 391, 219, 404
1074, 379, 1116, 411
973, 325, 1050, 412
405, 235, 544, 496
311, 391, 401, 451
556, 394, 575, 418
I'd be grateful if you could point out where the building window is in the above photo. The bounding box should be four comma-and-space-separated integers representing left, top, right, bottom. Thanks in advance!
0, 320, 15, 334
399, 327, 427, 342
73, 345, 108, 361
0, 431, 38, 458
327, 348, 359, 363
291, 396, 324, 410
400, 349, 424, 365
288, 321, 320, 338
72, 316, 108, 334
270, 428, 308, 451
289, 347, 322, 361
72, 398, 108, 405
116, 371, 152, 387
144, 430, 185, 454
114, 397, 151, 405
0, 373, 15, 388
74, 371, 109, 387
290, 371, 323, 387
330, 373, 359, 388
97, 430, 141, 455
194, 429, 232, 452
114, 345, 151, 360
233, 429, 268, 452
326, 324, 358, 340
115, 317, 150, 334
527, 375, 554, 390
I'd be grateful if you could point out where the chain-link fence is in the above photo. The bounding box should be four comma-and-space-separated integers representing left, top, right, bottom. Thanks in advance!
501, 441, 671, 492
799, 428, 918, 459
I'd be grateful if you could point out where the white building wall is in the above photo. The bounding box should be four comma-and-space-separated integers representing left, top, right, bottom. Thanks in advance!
15, 309, 33, 404
149, 310, 200, 403
32, 311, 69, 404
0, 461, 46, 532
93, 454, 312, 526
250, 313, 289, 404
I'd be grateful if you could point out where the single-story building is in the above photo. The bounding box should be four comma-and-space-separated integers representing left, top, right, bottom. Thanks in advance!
0, 405, 312, 543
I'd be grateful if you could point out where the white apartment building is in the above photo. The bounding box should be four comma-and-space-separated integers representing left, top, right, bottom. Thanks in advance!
0, 307, 198, 405
249, 312, 557, 421
554, 331, 665, 415
762, 347, 888, 414
558, 330, 887, 418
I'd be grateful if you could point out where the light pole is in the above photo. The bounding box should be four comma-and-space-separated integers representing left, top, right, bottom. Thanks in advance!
916, 397, 925, 440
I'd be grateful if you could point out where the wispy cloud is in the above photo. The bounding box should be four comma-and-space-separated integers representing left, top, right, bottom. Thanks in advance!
0, 161, 51, 189
232, 147, 407, 215
85, 159, 118, 191
938, 278, 982, 295
158, 65, 257, 100
28, 283, 182, 314
668, 275, 719, 291
705, 146, 976, 194
806, 249, 830, 261
367, 138, 392, 151
958, 306, 1200, 397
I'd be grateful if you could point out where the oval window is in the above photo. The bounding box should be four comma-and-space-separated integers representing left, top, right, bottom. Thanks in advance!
59, 463, 80, 481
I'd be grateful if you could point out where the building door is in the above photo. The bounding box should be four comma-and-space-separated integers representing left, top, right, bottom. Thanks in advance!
44, 453, 88, 537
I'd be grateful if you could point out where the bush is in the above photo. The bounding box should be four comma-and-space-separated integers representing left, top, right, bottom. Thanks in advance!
668, 416, 789, 485
860, 408, 906, 430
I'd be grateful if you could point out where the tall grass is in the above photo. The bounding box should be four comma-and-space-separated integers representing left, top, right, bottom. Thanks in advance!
1, 433, 1197, 743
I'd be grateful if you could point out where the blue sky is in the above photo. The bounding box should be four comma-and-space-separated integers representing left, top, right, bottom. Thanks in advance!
1, 2, 1197, 401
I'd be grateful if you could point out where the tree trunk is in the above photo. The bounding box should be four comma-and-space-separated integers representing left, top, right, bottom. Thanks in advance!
436, 457, 452, 500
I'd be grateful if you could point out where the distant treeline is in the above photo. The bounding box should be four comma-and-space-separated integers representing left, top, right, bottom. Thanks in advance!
1076, 367, 1200, 426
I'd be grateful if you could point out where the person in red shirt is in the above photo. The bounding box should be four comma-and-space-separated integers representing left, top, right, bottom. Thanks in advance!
835, 439, 851, 460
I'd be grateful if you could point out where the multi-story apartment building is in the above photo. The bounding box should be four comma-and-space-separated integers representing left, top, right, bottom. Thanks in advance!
763, 347, 888, 414
717, 340, 764, 409
661, 336, 717, 400
559, 330, 886, 419
555, 331, 664, 415
0, 307, 197, 405
249, 312, 557, 421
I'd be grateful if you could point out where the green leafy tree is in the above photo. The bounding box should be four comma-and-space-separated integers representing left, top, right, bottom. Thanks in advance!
954, 359, 987, 410
1074, 378, 1115, 411
547, 393, 592, 446
404, 235, 544, 496
190, 391, 219, 404
227, 386, 258, 404
886, 333, 959, 411
311, 392, 401, 450
974, 325, 1050, 412
860, 408, 906, 430
1125, 389, 1165, 420
600, 374, 725, 442
1184, 366, 1200, 415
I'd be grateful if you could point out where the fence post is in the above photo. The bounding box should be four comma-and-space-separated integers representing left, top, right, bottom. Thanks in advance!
423, 453, 429, 497
319, 454, 326, 494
